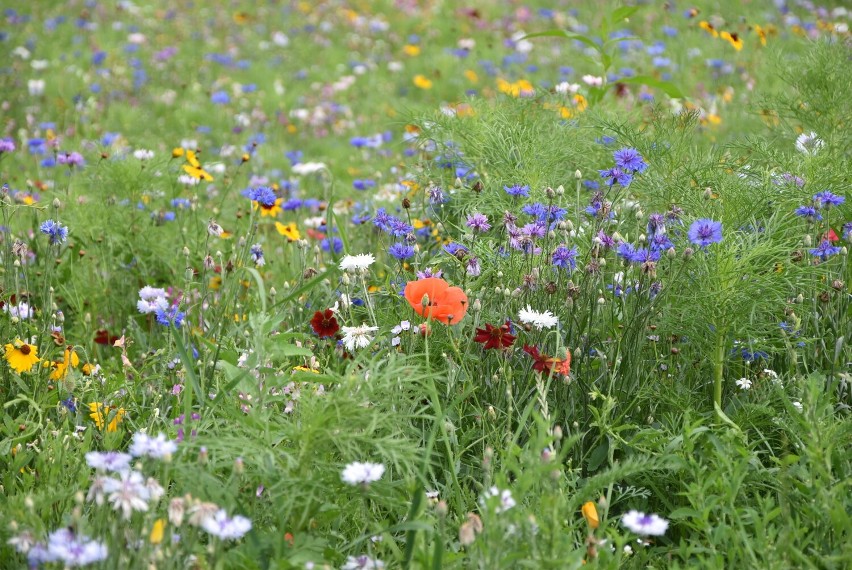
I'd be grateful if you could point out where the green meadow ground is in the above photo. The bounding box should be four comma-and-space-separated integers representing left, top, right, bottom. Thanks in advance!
0, 1, 850, 568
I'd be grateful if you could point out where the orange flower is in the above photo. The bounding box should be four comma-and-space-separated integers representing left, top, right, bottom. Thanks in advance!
404, 278, 468, 325
582, 501, 599, 529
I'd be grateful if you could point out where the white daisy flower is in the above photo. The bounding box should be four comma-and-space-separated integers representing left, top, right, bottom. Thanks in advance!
518, 306, 558, 330
621, 510, 669, 536
200, 509, 252, 540
735, 378, 752, 390
85, 451, 133, 472
341, 555, 385, 569
480, 486, 516, 513
340, 325, 378, 351
102, 470, 151, 519
129, 432, 178, 459
795, 131, 824, 155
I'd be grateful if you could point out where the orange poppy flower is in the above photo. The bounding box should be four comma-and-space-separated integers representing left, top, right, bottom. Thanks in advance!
404, 277, 468, 325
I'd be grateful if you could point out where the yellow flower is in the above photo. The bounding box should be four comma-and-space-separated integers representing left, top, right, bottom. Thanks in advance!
4, 340, 40, 373
753, 24, 768, 46
292, 366, 320, 374
256, 198, 283, 218
413, 75, 433, 90
497, 78, 534, 98
50, 346, 80, 381
182, 164, 214, 182
88, 402, 126, 432
209, 276, 222, 290
275, 221, 301, 241
464, 69, 479, 83
581, 501, 600, 529
720, 31, 743, 51
150, 519, 166, 545
699, 21, 719, 38
172, 147, 185, 158
403, 44, 421, 57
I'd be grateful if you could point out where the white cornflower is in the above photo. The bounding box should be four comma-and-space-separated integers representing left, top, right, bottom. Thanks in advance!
621, 510, 669, 536
7, 530, 37, 553
340, 325, 378, 351
795, 131, 824, 155
792, 401, 803, 412
85, 451, 133, 472
291, 161, 327, 175
341, 461, 385, 486
86, 475, 109, 506
341, 555, 385, 569
129, 432, 178, 459
30, 529, 108, 567
103, 470, 151, 519
480, 486, 516, 513
735, 378, 752, 390
339, 253, 376, 273
133, 149, 154, 160
4, 301, 34, 320
518, 306, 558, 330
177, 174, 200, 185
200, 509, 252, 540
137, 286, 169, 314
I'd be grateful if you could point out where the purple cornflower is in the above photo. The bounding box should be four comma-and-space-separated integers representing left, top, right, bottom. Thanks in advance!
466, 257, 481, 276
40, 219, 69, 245
596, 230, 616, 249
809, 239, 842, 260
504, 184, 530, 197
844, 222, 852, 241
155, 305, 186, 328
246, 186, 276, 207
687, 219, 723, 247
521, 222, 547, 239
813, 191, 845, 208
57, 151, 85, 167
599, 167, 632, 187
249, 244, 265, 267
388, 243, 415, 260
416, 267, 443, 279
646, 213, 666, 238
466, 213, 491, 233
794, 205, 822, 222
0, 138, 15, 153
427, 185, 447, 204
613, 148, 648, 173
552, 245, 578, 271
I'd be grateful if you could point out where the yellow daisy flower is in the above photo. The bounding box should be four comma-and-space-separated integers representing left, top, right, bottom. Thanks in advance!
257, 198, 283, 217
88, 402, 126, 432
275, 221, 301, 241
4, 340, 40, 373
50, 346, 80, 381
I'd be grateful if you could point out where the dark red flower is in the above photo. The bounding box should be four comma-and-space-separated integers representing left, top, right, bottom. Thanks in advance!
473, 321, 516, 350
94, 329, 120, 345
310, 309, 339, 338
523, 344, 571, 376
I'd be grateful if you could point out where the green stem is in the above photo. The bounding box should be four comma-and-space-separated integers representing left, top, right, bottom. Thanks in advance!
713, 328, 727, 409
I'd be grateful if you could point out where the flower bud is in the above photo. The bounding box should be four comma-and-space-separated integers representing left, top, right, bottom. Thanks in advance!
703, 188, 713, 200
52, 198, 61, 209
666, 247, 677, 259
803, 235, 812, 247
556, 184, 565, 196
683, 247, 694, 260
574, 169, 582, 179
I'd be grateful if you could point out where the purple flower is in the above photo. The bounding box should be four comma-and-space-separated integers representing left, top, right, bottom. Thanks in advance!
649, 233, 674, 252
40, 219, 69, 245
388, 243, 415, 260
596, 230, 616, 249
646, 213, 666, 237
794, 206, 822, 222
57, 151, 85, 167
628, 248, 661, 264
552, 245, 578, 271
599, 167, 632, 187
809, 239, 842, 260
504, 184, 530, 197
613, 148, 648, 173
466, 213, 491, 232
416, 267, 443, 279
428, 185, 447, 204
246, 186, 277, 207
687, 219, 723, 247
813, 191, 845, 208
466, 257, 481, 276
0, 138, 15, 153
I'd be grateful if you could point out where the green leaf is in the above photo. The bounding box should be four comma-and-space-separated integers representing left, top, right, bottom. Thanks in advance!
618, 75, 686, 99
611, 6, 641, 23
269, 343, 314, 360
587, 439, 609, 472
669, 507, 702, 520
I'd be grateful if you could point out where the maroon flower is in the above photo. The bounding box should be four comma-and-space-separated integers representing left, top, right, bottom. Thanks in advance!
310, 309, 339, 338
473, 322, 516, 350
523, 344, 571, 376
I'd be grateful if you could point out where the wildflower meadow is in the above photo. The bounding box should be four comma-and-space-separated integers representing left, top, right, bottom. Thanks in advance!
1, 1, 851, 568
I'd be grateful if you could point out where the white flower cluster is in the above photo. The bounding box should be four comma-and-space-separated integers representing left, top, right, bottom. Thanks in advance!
341, 461, 385, 486
137, 286, 169, 314
518, 306, 559, 330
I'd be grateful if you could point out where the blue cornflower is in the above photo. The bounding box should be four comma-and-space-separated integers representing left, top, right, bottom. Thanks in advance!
321, 237, 343, 254
613, 148, 648, 173
250, 243, 265, 267
40, 219, 69, 245
628, 248, 661, 264
372, 208, 393, 232
649, 233, 674, 252
809, 239, 842, 260
687, 219, 723, 247
388, 243, 415, 260
794, 205, 822, 222
352, 179, 375, 191
61, 395, 77, 413
247, 186, 277, 207
599, 167, 632, 187
646, 213, 666, 238
210, 91, 230, 104
444, 242, 469, 257
281, 198, 303, 211
155, 305, 186, 328
504, 184, 530, 197
617, 242, 637, 261
171, 198, 191, 209
522, 203, 547, 218
813, 191, 845, 208
552, 245, 578, 271
388, 218, 414, 237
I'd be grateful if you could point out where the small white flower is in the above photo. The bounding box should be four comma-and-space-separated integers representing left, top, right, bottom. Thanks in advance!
28, 79, 45, 96
735, 378, 752, 390
103, 470, 151, 519
480, 486, 516, 513
200, 509, 252, 540
339, 253, 376, 272
518, 306, 558, 330
621, 510, 669, 536
133, 149, 154, 160
795, 131, 823, 155
341, 325, 378, 351
4, 301, 34, 320
792, 401, 803, 412
341, 555, 385, 569
582, 74, 603, 87
555, 81, 580, 94
762, 369, 781, 385
177, 174, 200, 185
341, 461, 385, 486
